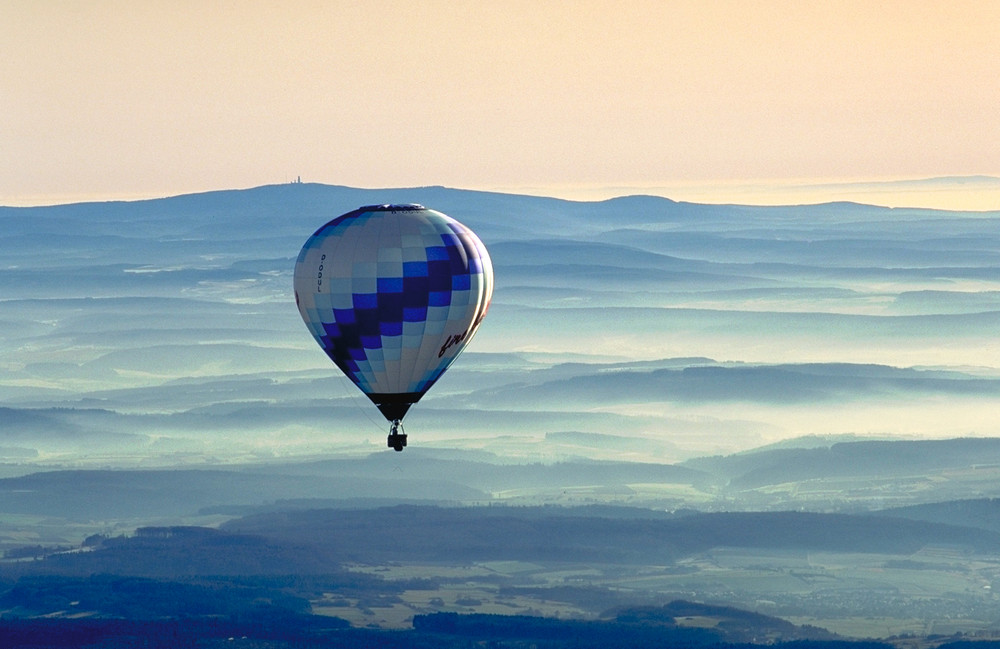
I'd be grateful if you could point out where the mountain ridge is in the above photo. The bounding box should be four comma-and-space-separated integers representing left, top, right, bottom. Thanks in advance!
3, 183, 1000, 464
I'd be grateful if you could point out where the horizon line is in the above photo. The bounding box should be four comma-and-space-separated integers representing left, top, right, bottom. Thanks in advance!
4, 174, 1000, 212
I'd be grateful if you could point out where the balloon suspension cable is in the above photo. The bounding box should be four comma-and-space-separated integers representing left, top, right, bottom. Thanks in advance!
387, 419, 407, 452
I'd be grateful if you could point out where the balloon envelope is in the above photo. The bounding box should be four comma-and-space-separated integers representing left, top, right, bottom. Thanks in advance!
294, 204, 493, 422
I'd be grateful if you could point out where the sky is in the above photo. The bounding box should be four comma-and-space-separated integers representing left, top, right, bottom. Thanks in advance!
3, 0, 1000, 208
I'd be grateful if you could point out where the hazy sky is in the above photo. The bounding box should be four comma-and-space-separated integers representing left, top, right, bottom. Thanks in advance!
3, 1, 1000, 207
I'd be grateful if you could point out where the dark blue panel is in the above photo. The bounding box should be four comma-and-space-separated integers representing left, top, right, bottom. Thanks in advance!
403, 276, 430, 306
403, 307, 427, 322
355, 308, 380, 335
403, 261, 428, 277
452, 274, 471, 290
429, 291, 451, 307
353, 293, 378, 309
380, 321, 403, 336
377, 277, 403, 293
378, 292, 404, 323
361, 335, 382, 348
447, 242, 468, 273
425, 246, 449, 261
333, 308, 356, 324
427, 260, 451, 291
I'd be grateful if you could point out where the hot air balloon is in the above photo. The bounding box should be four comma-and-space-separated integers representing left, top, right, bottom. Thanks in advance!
294, 204, 493, 451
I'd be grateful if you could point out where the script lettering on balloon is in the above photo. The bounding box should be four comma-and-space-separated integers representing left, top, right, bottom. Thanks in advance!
316, 254, 326, 292
439, 329, 467, 358
438, 313, 487, 358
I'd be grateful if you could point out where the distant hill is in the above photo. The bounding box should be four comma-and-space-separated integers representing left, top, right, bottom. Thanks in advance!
414, 599, 844, 645
4, 182, 1000, 465
0, 458, 712, 524
683, 437, 1000, 489
0, 467, 485, 521
878, 497, 1000, 533
248, 454, 716, 492
6, 504, 998, 577
221, 505, 1000, 564
5, 437, 1000, 533
461, 362, 1000, 410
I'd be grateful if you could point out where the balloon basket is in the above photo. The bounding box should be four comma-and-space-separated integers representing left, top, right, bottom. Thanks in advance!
388, 421, 407, 452
388, 433, 407, 451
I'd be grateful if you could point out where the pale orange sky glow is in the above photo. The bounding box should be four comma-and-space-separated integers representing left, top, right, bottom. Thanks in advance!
3, 0, 1000, 207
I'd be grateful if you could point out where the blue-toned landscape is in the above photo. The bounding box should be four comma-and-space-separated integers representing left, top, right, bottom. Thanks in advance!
2, 184, 1000, 646
4, 184, 1000, 462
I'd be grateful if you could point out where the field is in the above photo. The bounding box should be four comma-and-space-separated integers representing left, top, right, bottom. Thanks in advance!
321, 562, 600, 628
318, 548, 1000, 639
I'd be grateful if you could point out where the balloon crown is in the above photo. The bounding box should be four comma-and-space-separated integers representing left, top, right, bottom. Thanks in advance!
357, 203, 425, 212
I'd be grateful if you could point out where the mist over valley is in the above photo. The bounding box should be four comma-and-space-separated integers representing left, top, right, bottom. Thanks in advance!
3, 184, 1000, 463
2, 184, 1000, 644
